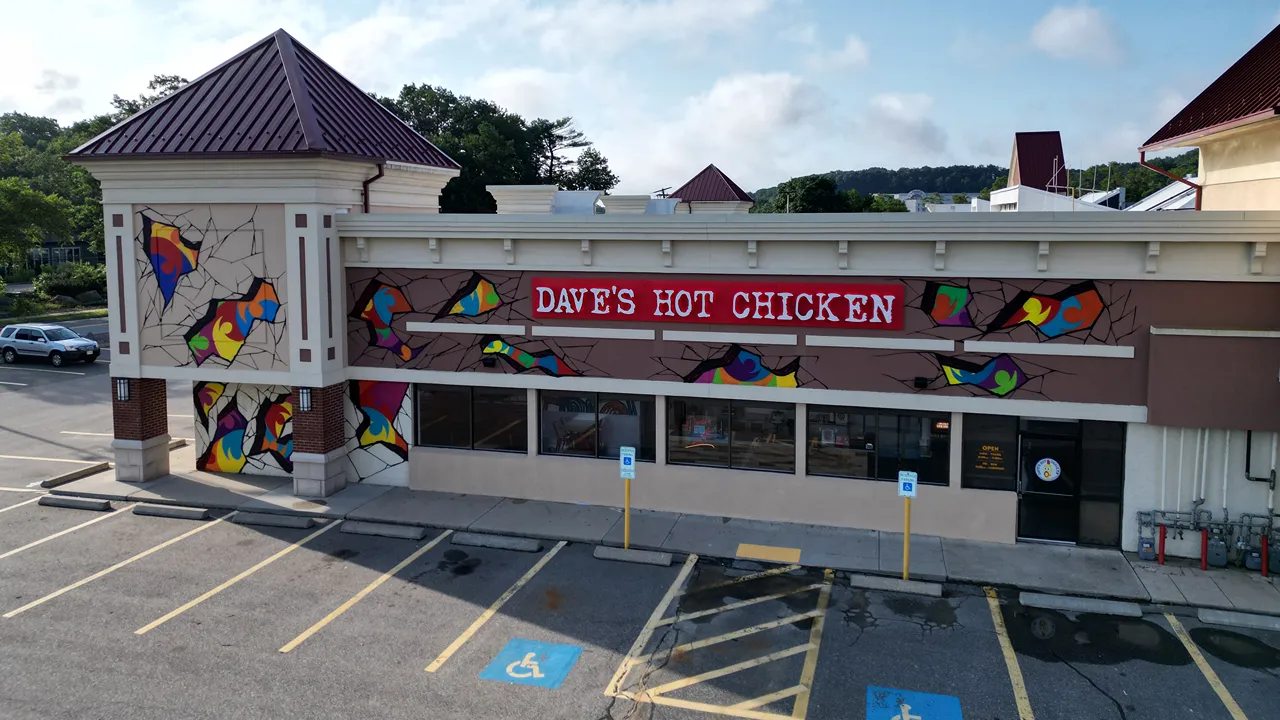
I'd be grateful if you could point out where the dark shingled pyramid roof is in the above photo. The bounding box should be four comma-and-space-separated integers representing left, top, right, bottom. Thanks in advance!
1008, 131, 1067, 192
70, 29, 459, 169
1143, 24, 1280, 150
670, 164, 754, 203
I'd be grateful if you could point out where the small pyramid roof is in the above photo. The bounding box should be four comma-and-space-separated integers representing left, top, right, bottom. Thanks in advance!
70, 29, 458, 169
670, 164, 754, 203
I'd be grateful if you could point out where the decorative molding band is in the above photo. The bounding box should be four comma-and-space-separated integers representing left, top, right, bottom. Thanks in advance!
663, 330, 798, 346
661, 239, 673, 267
1251, 242, 1267, 275
1037, 240, 1050, 272
961, 340, 1135, 358
1150, 327, 1280, 338
532, 326, 655, 340
1145, 241, 1160, 273
805, 335, 955, 352
406, 322, 525, 335
428, 237, 440, 263
503, 238, 514, 265
838, 240, 849, 270
345, 365, 1148, 423
934, 240, 946, 271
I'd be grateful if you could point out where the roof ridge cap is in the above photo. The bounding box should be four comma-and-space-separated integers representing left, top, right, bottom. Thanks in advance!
273, 30, 326, 152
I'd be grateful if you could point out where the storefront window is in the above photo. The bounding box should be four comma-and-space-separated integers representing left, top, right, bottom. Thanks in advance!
668, 398, 794, 473
807, 406, 949, 485
415, 385, 471, 448
540, 391, 655, 461
961, 414, 1017, 490
415, 385, 526, 453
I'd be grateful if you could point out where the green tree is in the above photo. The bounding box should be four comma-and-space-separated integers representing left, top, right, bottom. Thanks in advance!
952, 193, 970, 204
566, 147, 618, 192
978, 175, 1008, 200
868, 194, 908, 212
755, 174, 853, 213
922, 192, 943, 205
528, 117, 589, 186
109, 74, 189, 120
0, 177, 71, 264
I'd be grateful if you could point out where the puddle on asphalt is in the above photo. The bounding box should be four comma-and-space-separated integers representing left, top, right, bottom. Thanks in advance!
1189, 627, 1280, 670
837, 589, 961, 633
436, 549, 482, 576
1002, 601, 1189, 666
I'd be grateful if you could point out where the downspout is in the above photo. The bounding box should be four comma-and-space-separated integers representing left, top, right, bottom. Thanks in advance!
362, 163, 385, 214
1139, 150, 1202, 210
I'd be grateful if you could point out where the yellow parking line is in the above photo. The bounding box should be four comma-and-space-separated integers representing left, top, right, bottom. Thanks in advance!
4, 513, 234, 618
280, 530, 453, 653
1166, 613, 1249, 720
0, 503, 136, 560
0, 497, 42, 513
640, 643, 814, 699
0, 366, 84, 376
0, 487, 46, 493
424, 540, 566, 673
985, 587, 1035, 720
731, 686, 805, 712
632, 609, 825, 665
638, 693, 791, 720
0, 455, 102, 465
605, 552, 699, 696
135, 520, 342, 635
686, 563, 801, 594
791, 569, 833, 718
657, 582, 826, 627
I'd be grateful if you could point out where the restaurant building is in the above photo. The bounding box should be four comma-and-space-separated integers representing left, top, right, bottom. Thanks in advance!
74, 30, 1280, 553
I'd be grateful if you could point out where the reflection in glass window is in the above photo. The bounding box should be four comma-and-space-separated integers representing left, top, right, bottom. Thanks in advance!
539, 392, 655, 461
415, 385, 471, 449
668, 398, 795, 473
806, 406, 950, 485
473, 388, 528, 452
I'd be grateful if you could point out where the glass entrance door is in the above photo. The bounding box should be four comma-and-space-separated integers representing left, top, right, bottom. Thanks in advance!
1017, 423, 1081, 543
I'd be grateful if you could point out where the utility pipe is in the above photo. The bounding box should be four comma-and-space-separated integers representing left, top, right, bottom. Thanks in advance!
1160, 428, 1168, 511
1270, 432, 1277, 513
361, 163, 385, 214
1222, 430, 1231, 523
1139, 150, 1202, 210
1177, 428, 1185, 509
1200, 429, 1209, 504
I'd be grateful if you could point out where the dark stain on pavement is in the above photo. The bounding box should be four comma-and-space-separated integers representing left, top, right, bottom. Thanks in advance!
323, 548, 359, 562
436, 549, 482, 575
678, 563, 820, 624
883, 595, 960, 630
1189, 627, 1280, 670
1003, 602, 1189, 666
544, 587, 564, 611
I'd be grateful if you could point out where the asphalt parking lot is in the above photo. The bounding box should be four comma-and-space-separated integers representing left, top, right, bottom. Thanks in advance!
0, 495, 1277, 719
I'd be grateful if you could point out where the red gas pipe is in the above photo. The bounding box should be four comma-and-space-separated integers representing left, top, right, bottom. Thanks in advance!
1263, 534, 1271, 579
1200, 529, 1209, 571
1157, 525, 1166, 565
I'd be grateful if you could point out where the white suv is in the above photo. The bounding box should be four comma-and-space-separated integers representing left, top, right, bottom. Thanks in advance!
0, 323, 101, 367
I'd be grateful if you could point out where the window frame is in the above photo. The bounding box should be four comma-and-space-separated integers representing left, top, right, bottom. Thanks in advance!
414, 384, 528, 454
667, 397, 796, 474
539, 390, 656, 462
805, 405, 951, 486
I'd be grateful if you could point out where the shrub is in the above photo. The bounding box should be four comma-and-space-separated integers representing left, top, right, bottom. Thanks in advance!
9, 295, 47, 317
32, 262, 107, 299
0, 276, 6, 295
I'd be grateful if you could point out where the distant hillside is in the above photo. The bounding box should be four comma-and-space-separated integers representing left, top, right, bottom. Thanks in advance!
752, 151, 1198, 206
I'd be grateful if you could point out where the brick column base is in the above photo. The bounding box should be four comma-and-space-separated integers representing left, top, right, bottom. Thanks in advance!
290, 383, 348, 498
112, 377, 170, 483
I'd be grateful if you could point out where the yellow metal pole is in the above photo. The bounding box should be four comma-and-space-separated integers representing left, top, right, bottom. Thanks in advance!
624, 477, 632, 550
902, 496, 911, 581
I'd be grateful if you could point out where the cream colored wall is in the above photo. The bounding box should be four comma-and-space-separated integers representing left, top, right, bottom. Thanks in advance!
1200, 120, 1280, 211
407, 446, 1019, 544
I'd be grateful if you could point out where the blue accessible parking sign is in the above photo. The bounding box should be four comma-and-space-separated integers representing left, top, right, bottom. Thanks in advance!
867, 686, 962, 720
479, 638, 583, 689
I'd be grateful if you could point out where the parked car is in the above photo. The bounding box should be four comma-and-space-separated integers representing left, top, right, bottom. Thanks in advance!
0, 323, 101, 367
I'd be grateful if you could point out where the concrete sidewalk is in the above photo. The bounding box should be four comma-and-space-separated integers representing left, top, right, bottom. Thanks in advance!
52, 463, 1280, 615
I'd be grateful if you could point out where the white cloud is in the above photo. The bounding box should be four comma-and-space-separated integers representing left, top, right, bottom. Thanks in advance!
865, 92, 948, 157
783, 24, 818, 45
529, 0, 773, 58
473, 68, 577, 119
1030, 4, 1124, 66
595, 72, 828, 193
807, 35, 870, 71
34, 70, 79, 94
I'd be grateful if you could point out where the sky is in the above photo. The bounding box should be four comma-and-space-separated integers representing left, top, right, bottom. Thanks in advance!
2, 1, 1277, 193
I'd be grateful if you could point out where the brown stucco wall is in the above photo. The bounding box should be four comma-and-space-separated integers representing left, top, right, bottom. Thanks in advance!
1147, 335, 1280, 431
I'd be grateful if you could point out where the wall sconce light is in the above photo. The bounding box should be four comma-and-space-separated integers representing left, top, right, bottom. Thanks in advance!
481, 356, 497, 368
913, 376, 929, 390
299, 387, 312, 412
115, 378, 130, 402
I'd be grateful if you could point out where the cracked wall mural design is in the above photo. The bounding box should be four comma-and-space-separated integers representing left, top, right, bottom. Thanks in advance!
683, 345, 800, 387
350, 280, 424, 363
437, 272, 503, 318
481, 336, 581, 376
193, 383, 293, 477
137, 205, 288, 371
344, 380, 412, 485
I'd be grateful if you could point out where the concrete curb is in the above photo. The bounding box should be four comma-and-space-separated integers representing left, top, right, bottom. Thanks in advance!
40, 462, 111, 489
38, 495, 112, 512
168, 438, 187, 450
342, 520, 428, 541
1198, 608, 1280, 632
232, 511, 315, 529
453, 532, 542, 553
846, 573, 943, 597
1020, 592, 1143, 617
133, 504, 210, 521
593, 545, 673, 566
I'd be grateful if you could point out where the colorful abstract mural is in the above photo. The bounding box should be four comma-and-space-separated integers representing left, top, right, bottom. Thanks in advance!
921, 282, 974, 327
194, 381, 226, 425
351, 381, 411, 459
198, 400, 249, 473
938, 354, 1026, 397
248, 394, 293, 473
985, 281, 1105, 339
437, 272, 503, 318
143, 215, 201, 310
185, 278, 282, 366
683, 345, 799, 387
481, 336, 581, 377
350, 280, 423, 362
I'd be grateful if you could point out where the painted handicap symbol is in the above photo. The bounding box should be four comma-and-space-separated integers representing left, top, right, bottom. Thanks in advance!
479, 638, 583, 689
505, 652, 545, 679
867, 686, 962, 720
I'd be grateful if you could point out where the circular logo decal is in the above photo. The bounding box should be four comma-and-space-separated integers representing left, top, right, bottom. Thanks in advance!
1035, 458, 1062, 482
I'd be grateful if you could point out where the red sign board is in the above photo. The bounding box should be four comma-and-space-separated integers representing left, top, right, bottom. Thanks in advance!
531, 277, 904, 330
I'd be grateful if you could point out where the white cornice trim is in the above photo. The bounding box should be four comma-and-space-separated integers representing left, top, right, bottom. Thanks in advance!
962, 340, 1136, 358
1150, 327, 1280, 338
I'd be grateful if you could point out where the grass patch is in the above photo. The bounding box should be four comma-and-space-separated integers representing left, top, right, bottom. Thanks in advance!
0, 307, 109, 324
